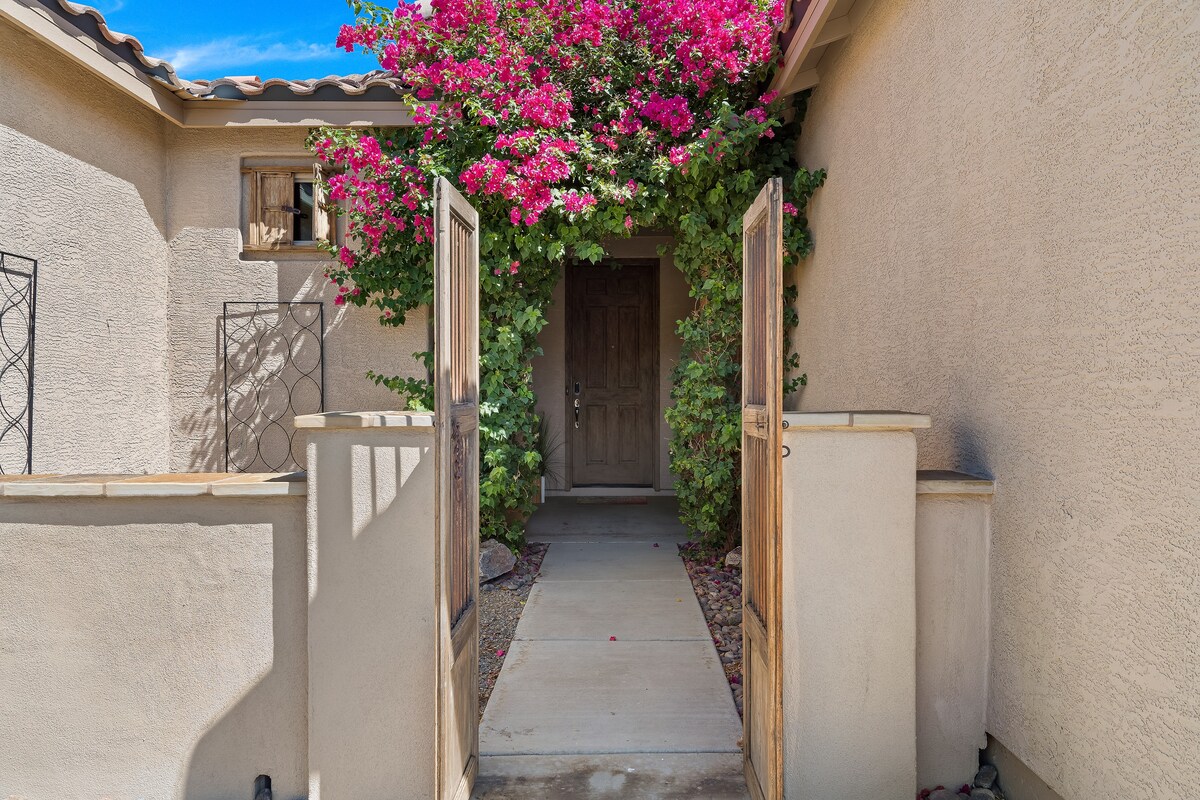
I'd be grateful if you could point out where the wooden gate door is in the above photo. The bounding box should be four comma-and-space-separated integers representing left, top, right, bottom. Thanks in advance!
566, 261, 658, 486
741, 178, 784, 800
434, 176, 480, 800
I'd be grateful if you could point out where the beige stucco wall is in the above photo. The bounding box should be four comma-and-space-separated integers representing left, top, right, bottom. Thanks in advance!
532, 236, 689, 491
792, 2, 1200, 796
780, 417, 919, 798
0, 18, 171, 473
301, 415, 438, 799
0, 494, 308, 799
165, 127, 427, 471
0, 19, 428, 475
915, 491, 990, 789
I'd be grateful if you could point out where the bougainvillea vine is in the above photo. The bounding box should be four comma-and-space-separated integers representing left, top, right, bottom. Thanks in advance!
310, 0, 824, 546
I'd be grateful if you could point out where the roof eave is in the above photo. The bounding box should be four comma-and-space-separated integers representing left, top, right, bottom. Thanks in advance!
770, 0, 872, 97
2, 0, 413, 128
2, 0, 186, 124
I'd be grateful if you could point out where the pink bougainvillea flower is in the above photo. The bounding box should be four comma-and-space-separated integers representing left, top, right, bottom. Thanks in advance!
496, 649, 506, 657
609, 636, 617, 641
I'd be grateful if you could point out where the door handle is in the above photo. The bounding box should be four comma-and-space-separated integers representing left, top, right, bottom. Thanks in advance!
574, 398, 580, 429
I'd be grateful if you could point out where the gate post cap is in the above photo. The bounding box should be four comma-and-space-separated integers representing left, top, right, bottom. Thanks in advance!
781, 411, 931, 430
294, 410, 436, 429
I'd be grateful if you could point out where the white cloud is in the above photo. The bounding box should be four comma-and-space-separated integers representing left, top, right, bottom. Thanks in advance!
166, 37, 332, 75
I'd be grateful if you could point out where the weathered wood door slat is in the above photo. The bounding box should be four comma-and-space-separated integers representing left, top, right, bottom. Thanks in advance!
434, 176, 480, 800
741, 178, 784, 800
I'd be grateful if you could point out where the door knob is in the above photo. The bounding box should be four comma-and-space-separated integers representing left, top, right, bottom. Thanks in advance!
574, 398, 580, 429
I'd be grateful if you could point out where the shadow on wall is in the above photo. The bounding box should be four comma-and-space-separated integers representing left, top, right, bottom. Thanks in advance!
181, 505, 309, 799
175, 267, 421, 473
0, 498, 304, 798
948, 414, 994, 481
185, 442, 435, 798
177, 297, 340, 474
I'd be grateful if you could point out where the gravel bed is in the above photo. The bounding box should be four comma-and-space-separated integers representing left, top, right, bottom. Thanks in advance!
680, 541, 744, 717
478, 542, 548, 717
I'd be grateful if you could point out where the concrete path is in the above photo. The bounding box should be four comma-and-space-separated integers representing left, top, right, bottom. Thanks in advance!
474, 499, 748, 799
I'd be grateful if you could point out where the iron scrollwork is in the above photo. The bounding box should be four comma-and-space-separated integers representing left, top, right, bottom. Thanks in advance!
0, 252, 36, 475
223, 302, 324, 472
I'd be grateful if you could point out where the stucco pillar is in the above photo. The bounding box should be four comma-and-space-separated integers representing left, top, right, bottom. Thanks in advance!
297, 412, 438, 800
780, 411, 930, 799
915, 471, 994, 791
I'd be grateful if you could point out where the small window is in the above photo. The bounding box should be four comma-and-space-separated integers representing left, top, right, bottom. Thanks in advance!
244, 165, 336, 252
294, 180, 315, 243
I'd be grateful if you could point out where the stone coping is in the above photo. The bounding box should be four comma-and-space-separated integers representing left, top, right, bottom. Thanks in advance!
294, 410, 436, 429
916, 470, 994, 495
781, 411, 932, 430
0, 472, 306, 498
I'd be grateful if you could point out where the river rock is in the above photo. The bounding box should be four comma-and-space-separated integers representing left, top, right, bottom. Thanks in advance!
725, 546, 742, 568
480, 539, 517, 582
974, 765, 998, 790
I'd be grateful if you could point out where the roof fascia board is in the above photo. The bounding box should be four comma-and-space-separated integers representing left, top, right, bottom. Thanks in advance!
181, 101, 417, 128
1, 0, 184, 125
770, 0, 838, 96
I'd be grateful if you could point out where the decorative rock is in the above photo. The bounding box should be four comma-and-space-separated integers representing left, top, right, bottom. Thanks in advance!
969, 790, 996, 800
724, 546, 742, 568
928, 790, 959, 800
974, 765, 998, 790
480, 539, 517, 582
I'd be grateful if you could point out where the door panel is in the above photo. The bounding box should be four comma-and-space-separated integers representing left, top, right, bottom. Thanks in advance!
433, 177, 479, 800
567, 262, 658, 486
741, 178, 784, 800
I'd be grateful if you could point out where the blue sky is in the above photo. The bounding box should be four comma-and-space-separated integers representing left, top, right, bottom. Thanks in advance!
88, 0, 382, 81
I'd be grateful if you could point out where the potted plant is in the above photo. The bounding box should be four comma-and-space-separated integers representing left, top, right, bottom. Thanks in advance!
533, 413, 564, 504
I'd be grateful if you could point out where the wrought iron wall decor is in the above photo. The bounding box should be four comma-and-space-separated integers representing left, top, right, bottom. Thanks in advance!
223, 301, 324, 472
0, 252, 36, 475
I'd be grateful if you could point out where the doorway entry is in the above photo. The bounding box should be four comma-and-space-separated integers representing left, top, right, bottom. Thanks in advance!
565, 260, 658, 487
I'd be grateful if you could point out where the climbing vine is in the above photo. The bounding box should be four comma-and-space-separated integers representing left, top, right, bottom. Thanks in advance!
310, 0, 824, 546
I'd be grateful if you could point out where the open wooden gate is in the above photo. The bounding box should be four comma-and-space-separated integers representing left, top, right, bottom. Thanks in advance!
741, 178, 784, 800
434, 177, 480, 800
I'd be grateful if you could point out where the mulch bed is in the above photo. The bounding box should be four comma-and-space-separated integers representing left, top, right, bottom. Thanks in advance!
478, 542, 548, 718
679, 541, 744, 717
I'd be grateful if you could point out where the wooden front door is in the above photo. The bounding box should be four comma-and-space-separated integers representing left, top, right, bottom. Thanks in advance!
566, 261, 658, 486
741, 178, 784, 800
433, 177, 479, 800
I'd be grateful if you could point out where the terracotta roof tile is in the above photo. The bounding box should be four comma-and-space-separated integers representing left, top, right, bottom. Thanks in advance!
39, 0, 402, 101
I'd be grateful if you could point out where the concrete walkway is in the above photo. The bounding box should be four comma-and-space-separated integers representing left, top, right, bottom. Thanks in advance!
474, 499, 748, 799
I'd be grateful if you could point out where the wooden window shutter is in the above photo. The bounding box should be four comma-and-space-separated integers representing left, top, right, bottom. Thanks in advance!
256, 171, 294, 250
312, 163, 337, 245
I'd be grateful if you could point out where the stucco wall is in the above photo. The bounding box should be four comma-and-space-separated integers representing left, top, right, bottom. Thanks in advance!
780, 419, 918, 798
792, 2, 1200, 796
165, 127, 427, 472
0, 494, 308, 799
0, 18, 171, 473
532, 236, 688, 491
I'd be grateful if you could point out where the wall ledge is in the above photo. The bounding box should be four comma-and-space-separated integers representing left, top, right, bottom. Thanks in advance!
783, 410, 932, 430
0, 472, 306, 498
294, 411, 436, 429
916, 470, 994, 496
